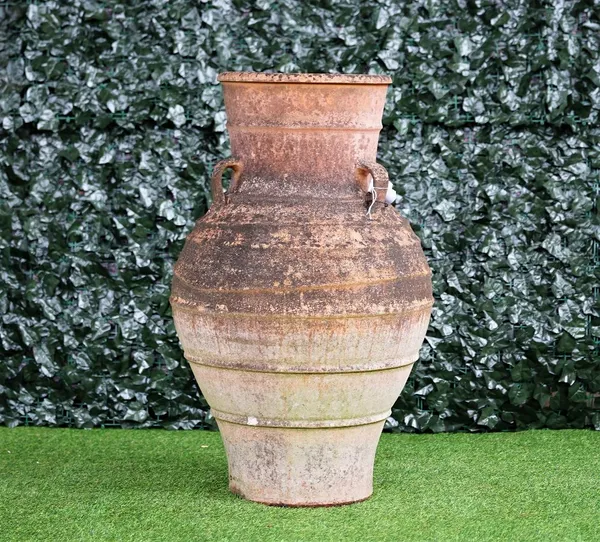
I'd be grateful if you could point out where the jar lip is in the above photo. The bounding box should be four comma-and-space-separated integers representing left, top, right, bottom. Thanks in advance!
217, 72, 392, 85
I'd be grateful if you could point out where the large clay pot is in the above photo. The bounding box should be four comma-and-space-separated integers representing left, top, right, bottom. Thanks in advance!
170, 72, 433, 506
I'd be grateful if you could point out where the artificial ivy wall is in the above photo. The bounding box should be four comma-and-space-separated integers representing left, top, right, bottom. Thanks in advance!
1, 0, 599, 431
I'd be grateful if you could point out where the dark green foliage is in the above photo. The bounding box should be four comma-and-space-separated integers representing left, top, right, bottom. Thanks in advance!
0, 1, 598, 430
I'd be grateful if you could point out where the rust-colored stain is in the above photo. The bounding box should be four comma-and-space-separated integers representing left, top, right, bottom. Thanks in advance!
170, 72, 433, 507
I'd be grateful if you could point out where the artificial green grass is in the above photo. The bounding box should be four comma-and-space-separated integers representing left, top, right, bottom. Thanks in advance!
0, 429, 599, 542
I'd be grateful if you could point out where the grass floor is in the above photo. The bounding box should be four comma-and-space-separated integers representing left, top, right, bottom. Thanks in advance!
0, 429, 599, 541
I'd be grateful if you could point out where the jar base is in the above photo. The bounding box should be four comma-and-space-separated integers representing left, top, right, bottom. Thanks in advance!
217, 418, 385, 507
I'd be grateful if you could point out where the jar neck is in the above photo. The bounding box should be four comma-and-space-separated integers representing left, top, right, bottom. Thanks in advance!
222, 79, 389, 199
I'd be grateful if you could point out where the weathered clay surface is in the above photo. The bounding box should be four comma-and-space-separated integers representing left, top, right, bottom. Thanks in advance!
219, 420, 385, 506
170, 72, 433, 506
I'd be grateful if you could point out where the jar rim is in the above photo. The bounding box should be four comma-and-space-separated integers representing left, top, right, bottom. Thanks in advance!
217, 72, 392, 85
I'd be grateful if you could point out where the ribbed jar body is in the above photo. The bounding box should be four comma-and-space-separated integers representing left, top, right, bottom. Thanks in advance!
170, 73, 433, 506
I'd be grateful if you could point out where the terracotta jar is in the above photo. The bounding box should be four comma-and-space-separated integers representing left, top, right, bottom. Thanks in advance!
170, 72, 433, 506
